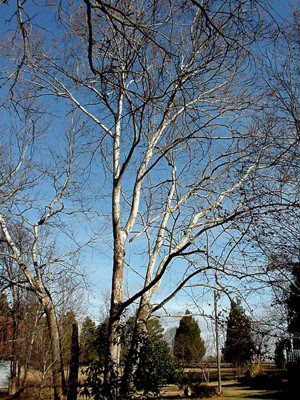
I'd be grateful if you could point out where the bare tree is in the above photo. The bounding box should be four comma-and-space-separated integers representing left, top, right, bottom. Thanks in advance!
0, 62, 90, 399
246, 9, 300, 310
22, 1, 298, 397
1, 1, 298, 399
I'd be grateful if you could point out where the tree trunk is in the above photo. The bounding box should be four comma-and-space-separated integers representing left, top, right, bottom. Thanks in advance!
9, 308, 19, 396
9, 292, 22, 396
42, 295, 66, 400
9, 359, 18, 396
214, 290, 222, 395
67, 323, 79, 400
104, 230, 125, 398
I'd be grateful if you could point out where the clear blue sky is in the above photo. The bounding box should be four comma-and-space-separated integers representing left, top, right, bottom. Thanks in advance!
0, 0, 296, 338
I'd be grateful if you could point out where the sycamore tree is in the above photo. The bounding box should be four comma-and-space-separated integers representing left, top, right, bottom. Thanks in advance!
0, 1, 298, 399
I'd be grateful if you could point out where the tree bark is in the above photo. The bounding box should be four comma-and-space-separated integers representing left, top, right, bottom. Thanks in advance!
104, 91, 125, 398
104, 230, 126, 398
9, 302, 19, 396
214, 290, 222, 395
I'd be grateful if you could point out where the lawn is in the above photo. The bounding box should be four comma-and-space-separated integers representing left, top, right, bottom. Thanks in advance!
209, 381, 287, 400
0, 365, 289, 400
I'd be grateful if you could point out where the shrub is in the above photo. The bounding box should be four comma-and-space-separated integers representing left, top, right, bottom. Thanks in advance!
190, 383, 218, 398
81, 317, 180, 399
252, 363, 265, 376
135, 332, 180, 397
179, 371, 204, 385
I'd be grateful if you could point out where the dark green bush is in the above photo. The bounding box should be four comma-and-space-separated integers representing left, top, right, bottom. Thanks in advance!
81, 317, 180, 399
135, 332, 180, 397
190, 383, 218, 398
178, 371, 204, 385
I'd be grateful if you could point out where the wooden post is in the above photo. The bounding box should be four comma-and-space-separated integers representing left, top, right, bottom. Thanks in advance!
67, 323, 79, 400
214, 290, 222, 395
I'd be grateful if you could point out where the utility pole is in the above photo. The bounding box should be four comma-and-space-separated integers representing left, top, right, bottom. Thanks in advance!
214, 290, 222, 395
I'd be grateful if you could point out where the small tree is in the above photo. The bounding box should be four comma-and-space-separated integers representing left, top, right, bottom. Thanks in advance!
83, 316, 178, 399
173, 311, 206, 367
80, 317, 98, 365
135, 319, 179, 398
95, 319, 109, 367
223, 300, 255, 367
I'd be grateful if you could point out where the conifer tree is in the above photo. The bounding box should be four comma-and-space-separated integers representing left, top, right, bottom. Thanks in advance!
60, 310, 77, 366
223, 300, 254, 366
134, 318, 178, 396
80, 317, 98, 365
173, 311, 206, 366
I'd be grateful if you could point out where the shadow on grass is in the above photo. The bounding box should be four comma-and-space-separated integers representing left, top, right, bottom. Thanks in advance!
243, 391, 287, 400
235, 377, 289, 400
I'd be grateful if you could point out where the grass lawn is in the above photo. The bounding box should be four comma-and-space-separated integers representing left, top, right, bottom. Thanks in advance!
162, 376, 288, 400
212, 381, 287, 400
0, 365, 289, 400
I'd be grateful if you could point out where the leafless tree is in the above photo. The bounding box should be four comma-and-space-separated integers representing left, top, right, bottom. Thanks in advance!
246, 9, 300, 306
1, 1, 299, 399
0, 52, 91, 399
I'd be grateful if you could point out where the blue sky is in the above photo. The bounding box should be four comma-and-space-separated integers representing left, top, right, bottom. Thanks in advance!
0, 0, 296, 340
